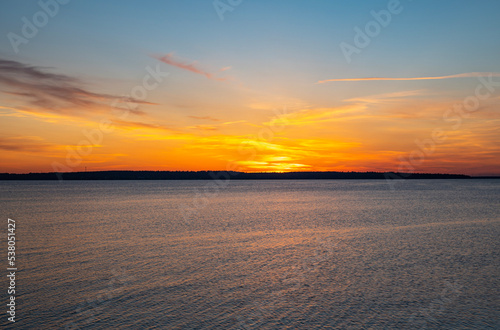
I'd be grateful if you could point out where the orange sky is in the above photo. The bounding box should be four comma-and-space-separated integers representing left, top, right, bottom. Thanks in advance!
1, 71, 499, 175
1, 2, 499, 176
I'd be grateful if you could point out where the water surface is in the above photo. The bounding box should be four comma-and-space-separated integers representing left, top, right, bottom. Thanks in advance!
0, 180, 498, 329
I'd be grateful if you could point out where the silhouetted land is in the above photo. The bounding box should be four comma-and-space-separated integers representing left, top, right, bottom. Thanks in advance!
0, 171, 483, 180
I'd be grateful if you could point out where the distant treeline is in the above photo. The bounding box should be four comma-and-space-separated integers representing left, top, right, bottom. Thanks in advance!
0, 171, 473, 180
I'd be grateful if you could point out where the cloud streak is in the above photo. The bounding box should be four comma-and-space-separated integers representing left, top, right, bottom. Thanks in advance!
110, 119, 180, 133
0, 136, 54, 153
188, 115, 221, 122
152, 53, 229, 81
317, 72, 500, 84
0, 58, 153, 116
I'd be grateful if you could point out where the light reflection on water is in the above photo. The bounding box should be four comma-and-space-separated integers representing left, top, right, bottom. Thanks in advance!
0, 180, 499, 329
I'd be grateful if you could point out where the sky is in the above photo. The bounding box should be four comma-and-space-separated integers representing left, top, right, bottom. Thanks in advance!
0, 0, 499, 175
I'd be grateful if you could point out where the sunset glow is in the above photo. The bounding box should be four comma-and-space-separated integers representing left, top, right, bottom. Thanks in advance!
1, 1, 499, 175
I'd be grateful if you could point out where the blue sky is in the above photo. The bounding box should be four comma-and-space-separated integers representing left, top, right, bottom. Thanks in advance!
3, 0, 500, 87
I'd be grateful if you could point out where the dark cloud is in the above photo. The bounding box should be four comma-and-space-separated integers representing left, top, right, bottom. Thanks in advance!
0, 59, 154, 116
0, 59, 77, 83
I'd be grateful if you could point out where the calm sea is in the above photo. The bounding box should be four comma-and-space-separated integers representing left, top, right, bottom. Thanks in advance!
0, 180, 498, 329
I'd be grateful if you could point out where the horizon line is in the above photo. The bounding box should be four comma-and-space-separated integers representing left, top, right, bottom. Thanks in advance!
0, 170, 497, 178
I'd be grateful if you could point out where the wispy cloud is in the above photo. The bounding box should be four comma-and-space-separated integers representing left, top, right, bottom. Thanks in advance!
264, 90, 430, 127
188, 115, 221, 122
0, 136, 54, 152
187, 125, 218, 131
344, 90, 427, 103
266, 104, 366, 127
317, 72, 500, 84
151, 53, 229, 81
110, 119, 178, 133
184, 118, 248, 131
0, 58, 153, 116
222, 120, 247, 125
